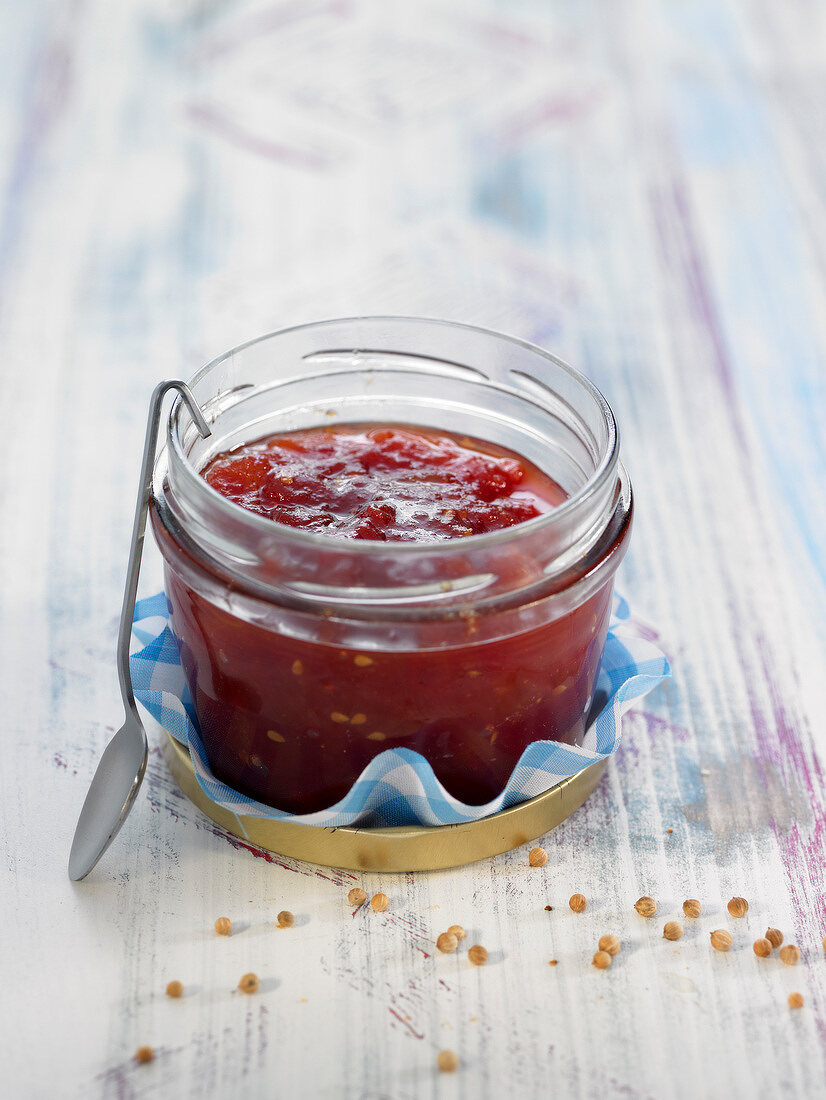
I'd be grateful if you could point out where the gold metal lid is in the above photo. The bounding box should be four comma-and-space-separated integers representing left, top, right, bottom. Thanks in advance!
163, 734, 606, 872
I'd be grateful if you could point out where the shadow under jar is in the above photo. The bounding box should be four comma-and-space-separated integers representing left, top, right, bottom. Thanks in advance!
150, 318, 632, 815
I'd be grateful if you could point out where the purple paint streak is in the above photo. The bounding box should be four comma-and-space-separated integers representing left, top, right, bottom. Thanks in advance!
186, 102, 338, 172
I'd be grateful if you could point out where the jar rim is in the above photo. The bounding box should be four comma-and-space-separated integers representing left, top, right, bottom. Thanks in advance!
166, 316, 619, 557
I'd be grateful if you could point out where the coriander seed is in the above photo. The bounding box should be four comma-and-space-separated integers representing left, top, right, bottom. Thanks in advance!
779, 944, 801, 966
788, 992, 804, 1009
634, 896, 657, 918
710, 929, 732, 952
348, 887, 367, 906
214, 916, 232, 936
437, 932, 459, 954
727, 897, 749, 918
447, 924, 466, 941
437, 1050, 459, 1073
238, 972, 260, 994
165, 980, 184, 998
135, 1046, 154, 1064
683, 899, 702, 918
593, 951, 611, 969
371, 892, 390, 913
663, 921, 683, 941
569, 893, 587, 913
468, 944, 488, 966
529, 847, 548, 868
766, 927, 783, 949
277, 910, 295, 928
753, 938, 772, 958
598, 934, 620, 956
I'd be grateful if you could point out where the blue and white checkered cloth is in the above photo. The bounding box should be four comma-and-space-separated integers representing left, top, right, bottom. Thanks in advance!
131, 592, 669, 827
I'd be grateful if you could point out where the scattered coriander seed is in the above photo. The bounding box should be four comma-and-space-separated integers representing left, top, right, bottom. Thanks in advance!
529, 846, 548, 868
788, 992, 804, 1009
447, 924, 466, 941
766, 927, 784, 949
238, 972, 260, 994
165, 980, 184, 998
214, 916, 232, 936
598, 934, 621, 956
753, 938, 772, 958
437, 1050, 459, 1073
548, 959, 558, 966
468, 944, 488, 966
634, 896, 657, 918
593, 951, 612, 969
569, 893, 587, 913
683, 899, 702, 918
371, 892, 390, 913
779, 945, 801, 966
544, 905, 553, 912
437, 932, 459, 954
135, 1046, 154, 1065
348, 887, 367, 906
277, 910, 295, 928
710, 929, 733, 952
727, 897, 749, 918
822, 935, 826, 952
667, 828, 673, 834
663, 921, 683, 941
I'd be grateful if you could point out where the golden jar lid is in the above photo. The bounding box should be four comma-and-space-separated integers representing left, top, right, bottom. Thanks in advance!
163, 734, 606, 872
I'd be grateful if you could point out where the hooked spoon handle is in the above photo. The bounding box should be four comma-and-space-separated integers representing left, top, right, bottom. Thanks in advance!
116, 381, 211, 716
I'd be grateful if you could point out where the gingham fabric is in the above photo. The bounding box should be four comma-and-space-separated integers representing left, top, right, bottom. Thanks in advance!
131, 592, 669, 827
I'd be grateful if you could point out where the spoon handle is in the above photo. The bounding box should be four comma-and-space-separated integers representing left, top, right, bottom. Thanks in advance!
116, 381, 211, 715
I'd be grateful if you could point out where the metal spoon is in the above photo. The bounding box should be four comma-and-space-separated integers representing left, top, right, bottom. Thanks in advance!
68, 380, 211, 881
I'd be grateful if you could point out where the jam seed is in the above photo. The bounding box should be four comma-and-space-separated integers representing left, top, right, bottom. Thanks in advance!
367, 732, 386, 741
468, 945, 488, 966
267, 729, 285, 742
354, 655, 373, 667
291, 660, 303, 676
238, 973, 260, 994
766, 928, 784, 949
350, 713, 367, 726
437, 1050, 459, 1073
330, 712, 349, 724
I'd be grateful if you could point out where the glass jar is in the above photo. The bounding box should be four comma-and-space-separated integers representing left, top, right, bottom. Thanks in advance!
150, 318, 632, 814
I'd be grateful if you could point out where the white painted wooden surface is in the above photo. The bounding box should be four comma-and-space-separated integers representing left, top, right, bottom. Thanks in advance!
3, 1, 826, 1096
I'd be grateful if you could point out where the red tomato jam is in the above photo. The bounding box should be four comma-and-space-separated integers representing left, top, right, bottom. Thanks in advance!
201, 424, 564, 540
156, 425, 619, 813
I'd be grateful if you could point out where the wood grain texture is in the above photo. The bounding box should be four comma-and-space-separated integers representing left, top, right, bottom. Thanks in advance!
2, 0, 826, 1096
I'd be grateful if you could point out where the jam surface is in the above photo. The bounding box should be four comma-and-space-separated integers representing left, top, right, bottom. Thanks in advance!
202, 424, 565, 540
